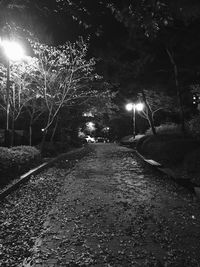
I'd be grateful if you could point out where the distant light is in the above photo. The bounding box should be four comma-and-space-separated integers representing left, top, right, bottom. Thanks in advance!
83, 111, 94, 117
102, 127, 110, 133
1, 40, 25, 61
86, 122, 95, 132
126, 102, 144, 112
126, 103, 134, 111
41, 128, 44, 132
88, 122, 94, 128
193, 96, 196, 99
135, 103, 144, 111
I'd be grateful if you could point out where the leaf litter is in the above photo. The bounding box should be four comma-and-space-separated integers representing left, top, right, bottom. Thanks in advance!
0, 147, 92, 267
1, 144, 200, 267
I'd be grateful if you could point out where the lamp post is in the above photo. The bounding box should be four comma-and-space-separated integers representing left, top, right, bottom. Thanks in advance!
6, 59, 10, 133
125, 102, 144, 138
0, 40, 25, 146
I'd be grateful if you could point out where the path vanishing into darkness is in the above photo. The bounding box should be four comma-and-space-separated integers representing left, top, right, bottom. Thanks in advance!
3, 143, 200, 267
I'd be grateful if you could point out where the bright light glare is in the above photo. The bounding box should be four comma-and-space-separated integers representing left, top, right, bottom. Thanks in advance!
83, 111, 94, 117
126, 103, 134, 111
135, 103, 144, 111
126, 102, 144, 112
86, 122, 95, 132
1, 40, 25, 61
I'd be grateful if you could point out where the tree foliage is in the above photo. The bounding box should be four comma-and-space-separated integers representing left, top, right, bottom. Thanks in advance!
138, 89, 176, 117
28, 38, 100, 133
0, 36, 114, 146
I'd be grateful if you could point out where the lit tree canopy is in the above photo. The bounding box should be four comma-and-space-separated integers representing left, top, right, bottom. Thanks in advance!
27, 38, 102, 133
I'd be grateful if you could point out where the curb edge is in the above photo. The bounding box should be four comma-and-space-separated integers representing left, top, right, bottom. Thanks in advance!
0, 147, 84, 201
134, 149, 200, 199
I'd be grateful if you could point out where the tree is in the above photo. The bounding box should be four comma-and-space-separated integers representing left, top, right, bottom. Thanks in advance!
106, 0, 200, 132
137, 89, 176, 135
28, 38, 102, 149
0, 56, 49, 146
0, 61, 35, 145
0, 0, 105, 43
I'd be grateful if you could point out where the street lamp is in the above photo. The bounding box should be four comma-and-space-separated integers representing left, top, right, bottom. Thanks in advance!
1, 40, 25, 61
125, 102, 144, 138
86, 121, 95, 134
0, 40, 25, 146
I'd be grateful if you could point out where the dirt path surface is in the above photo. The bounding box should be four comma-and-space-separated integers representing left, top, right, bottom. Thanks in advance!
24, 143, 200, 267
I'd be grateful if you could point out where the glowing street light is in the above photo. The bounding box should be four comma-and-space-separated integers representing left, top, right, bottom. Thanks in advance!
1, 40, 25, 61
125, 102, 144, 138
86, 121, 95, 134
0, 40, 25, 146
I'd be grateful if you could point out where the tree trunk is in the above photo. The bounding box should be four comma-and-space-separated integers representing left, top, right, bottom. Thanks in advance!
40, 130, 47, 154
11, 112, 15, 147
29, 115, 34, 146
50, 116, 58, 144
29, 125, 32, 146
148, 117, 156, 135
5, 61, 10, 147
11, 84, 16, 147
166, 48, 185, 133
142, 90, 156, 135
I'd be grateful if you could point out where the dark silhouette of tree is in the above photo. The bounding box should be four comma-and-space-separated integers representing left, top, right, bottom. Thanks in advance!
105, 0, 200, 132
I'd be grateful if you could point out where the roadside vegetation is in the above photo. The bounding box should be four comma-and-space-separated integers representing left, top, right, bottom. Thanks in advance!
0, 34, 116, 189
1, 1, 200, 191
122, 121, 200, 186
0, 146, 41, 188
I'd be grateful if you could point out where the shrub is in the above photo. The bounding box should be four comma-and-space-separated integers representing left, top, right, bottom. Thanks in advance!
183, 148, 200, 174
120, 135, 145, 146
10, 146, 41, 161
136, 135, 149, 153
40, 141, 72, 157
183, 148, 200, 185
0, 146, 41, 186
137, 135, 171, 155
187, 115, 200, 139
120, 135, 134, 144
137, 134, 200, 166
145, 123, 182, 136
161, 139, 198, 164
71, 138, 84, 148
40, 142, 58, 157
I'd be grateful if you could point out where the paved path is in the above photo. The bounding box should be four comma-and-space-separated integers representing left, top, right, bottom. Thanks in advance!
26, 143, 200, 267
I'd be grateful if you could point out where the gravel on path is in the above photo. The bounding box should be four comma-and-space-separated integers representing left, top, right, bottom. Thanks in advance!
21, 143, 200, 267
0, 146, 92, 267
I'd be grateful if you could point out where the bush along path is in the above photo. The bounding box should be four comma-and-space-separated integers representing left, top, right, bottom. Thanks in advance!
21, 143, 200, 267
134, 149, 200, 199
0, 146, 41, 189
0, 147, 88, 200
0, 146, 92, 267
135, 135, 200, 197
